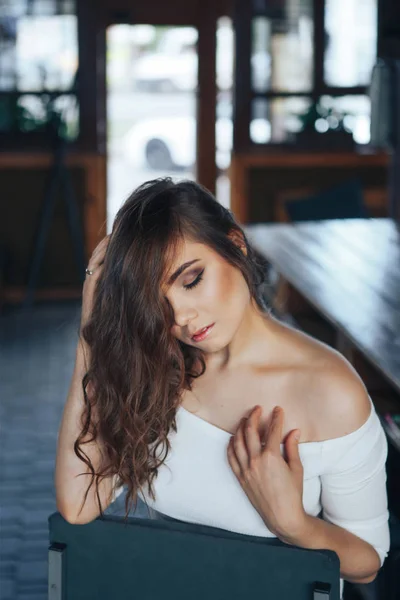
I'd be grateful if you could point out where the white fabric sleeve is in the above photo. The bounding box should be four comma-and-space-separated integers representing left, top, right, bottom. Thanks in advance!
320, 410, 390, 568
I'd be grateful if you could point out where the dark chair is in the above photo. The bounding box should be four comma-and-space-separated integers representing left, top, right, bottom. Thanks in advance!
48, 511, 341, 600
284, 179, 369, 222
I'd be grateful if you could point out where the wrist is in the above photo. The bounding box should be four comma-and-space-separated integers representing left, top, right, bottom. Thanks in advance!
277, 512, 312, 546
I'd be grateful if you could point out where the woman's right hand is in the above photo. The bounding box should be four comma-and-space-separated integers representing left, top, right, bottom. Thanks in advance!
80, 234, 111, 333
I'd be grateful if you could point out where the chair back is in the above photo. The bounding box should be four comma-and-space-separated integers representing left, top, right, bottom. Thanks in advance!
284, 179, 369, 222
48, 511, 340, 600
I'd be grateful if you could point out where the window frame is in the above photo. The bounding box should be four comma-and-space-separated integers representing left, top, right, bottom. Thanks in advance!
233, 0, 377, 151
0, 1, 81, 151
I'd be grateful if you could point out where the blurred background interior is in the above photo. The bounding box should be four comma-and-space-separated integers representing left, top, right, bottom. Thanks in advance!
0, 1, 399, 599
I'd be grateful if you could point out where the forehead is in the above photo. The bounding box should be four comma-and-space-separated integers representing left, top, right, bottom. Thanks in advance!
168, 237, 205, 264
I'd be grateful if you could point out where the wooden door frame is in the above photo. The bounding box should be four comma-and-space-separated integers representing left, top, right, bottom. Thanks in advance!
80, 0, 226, 209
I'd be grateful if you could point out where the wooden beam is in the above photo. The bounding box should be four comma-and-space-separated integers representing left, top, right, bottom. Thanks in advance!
77, 0, 102, 153
233, 0, 251, 152
196, 0, 217, 194
99, 0, 233, 25
312, 0, 325, 102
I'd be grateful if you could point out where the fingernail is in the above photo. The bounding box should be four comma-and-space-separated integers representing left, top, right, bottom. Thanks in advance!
295, 431, 300, 441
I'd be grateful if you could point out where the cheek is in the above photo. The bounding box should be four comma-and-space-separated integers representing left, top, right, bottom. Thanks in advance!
208, 267, 248, 312
202, 267, 233, 305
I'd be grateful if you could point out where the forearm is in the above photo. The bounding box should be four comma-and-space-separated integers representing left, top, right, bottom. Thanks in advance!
55, 339, 113, 523
280, 515, 381, 584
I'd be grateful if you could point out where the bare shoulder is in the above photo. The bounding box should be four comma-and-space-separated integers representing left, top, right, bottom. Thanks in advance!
279, 322, 372, 439
304, 339, 372, 439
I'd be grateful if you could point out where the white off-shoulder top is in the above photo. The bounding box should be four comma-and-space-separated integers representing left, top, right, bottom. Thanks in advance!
113, 394, 390, 599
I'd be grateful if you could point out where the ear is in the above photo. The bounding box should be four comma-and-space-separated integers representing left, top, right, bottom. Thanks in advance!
228, 229, 247, 257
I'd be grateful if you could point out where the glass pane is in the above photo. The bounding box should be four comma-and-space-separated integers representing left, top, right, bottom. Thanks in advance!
51, 93, 79, 139
106, 24, 198, 231
131, 25, 197, 93
250, 96, 311, 143
319, 95, 371, 145
0, 1, 28, 18
29, 0, 75, 15
250, 95, 371, 145
16, 94, 47, 130
0, 92, 78, 138
216, 15, 234, 209
251, 2, 313, 93
250, 96, 311, 144
0, 1, 77, 92
0, 16, 18, 90
0, 0, 75, 16
15, 15, 78, 91
324, 0, 377, 87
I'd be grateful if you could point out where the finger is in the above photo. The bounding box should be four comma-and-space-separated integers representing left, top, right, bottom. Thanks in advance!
88, 237, 111, 269
263, 406, 284, 454
243, 406, 263, 462
232, 417, 249, 470
90, 235, 110, 258
86, 257, 104, 273
286, 429, 303, 472
227, 436, 242, 477
93, 236, 111, 257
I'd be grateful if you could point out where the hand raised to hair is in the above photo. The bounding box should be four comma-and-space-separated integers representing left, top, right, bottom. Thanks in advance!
80, 234, 111, 333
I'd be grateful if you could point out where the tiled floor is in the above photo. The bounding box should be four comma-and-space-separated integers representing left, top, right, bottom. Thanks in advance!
0, 300, 148, 600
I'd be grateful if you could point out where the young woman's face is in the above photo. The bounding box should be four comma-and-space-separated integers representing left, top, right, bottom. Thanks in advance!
162, 236, 250, 351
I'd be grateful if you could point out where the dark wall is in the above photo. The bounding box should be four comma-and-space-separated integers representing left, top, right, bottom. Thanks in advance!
379, 0, 400, 58
1, 168, 86, 287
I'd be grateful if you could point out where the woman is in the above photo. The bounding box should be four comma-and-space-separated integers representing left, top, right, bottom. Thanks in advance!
55, 177, 390, 597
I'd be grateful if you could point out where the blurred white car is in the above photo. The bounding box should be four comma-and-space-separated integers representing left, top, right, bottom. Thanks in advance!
131, 25, 235, 93
124, 116, 233, 171
132, 52, 198, 93
123, 114, 274, 170
132, 27, 198, 93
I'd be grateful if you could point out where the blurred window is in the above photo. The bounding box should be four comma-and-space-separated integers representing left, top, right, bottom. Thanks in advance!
324, 0, 377, 87
244, 0, 377, 147
251, 3, 313, 93
106, 24, 198, 227
250, 96, 311, 144
216, 16, 234, 208
0, 0, 78, 139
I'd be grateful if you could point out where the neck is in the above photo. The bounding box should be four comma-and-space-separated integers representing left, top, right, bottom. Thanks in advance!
205, 298, 279, 372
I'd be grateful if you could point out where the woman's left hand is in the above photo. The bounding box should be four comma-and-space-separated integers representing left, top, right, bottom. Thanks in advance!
227, 405, 307, 543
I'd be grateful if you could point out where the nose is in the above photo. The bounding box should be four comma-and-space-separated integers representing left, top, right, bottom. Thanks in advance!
174, 307, 198, 330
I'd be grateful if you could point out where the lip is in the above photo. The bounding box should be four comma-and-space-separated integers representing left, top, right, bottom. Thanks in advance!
191, 323, 215, 341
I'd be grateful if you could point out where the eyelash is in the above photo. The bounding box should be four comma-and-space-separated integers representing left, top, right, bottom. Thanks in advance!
183, 269, 204, 291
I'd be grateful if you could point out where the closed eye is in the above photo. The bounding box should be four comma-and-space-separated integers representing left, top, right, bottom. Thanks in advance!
183, 269, 204, 291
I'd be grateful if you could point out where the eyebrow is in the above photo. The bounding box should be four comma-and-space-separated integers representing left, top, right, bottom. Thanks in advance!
167, 259, 201, 286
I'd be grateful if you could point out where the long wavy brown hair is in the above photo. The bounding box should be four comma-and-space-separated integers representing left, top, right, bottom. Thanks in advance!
76, 177, 271, 523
